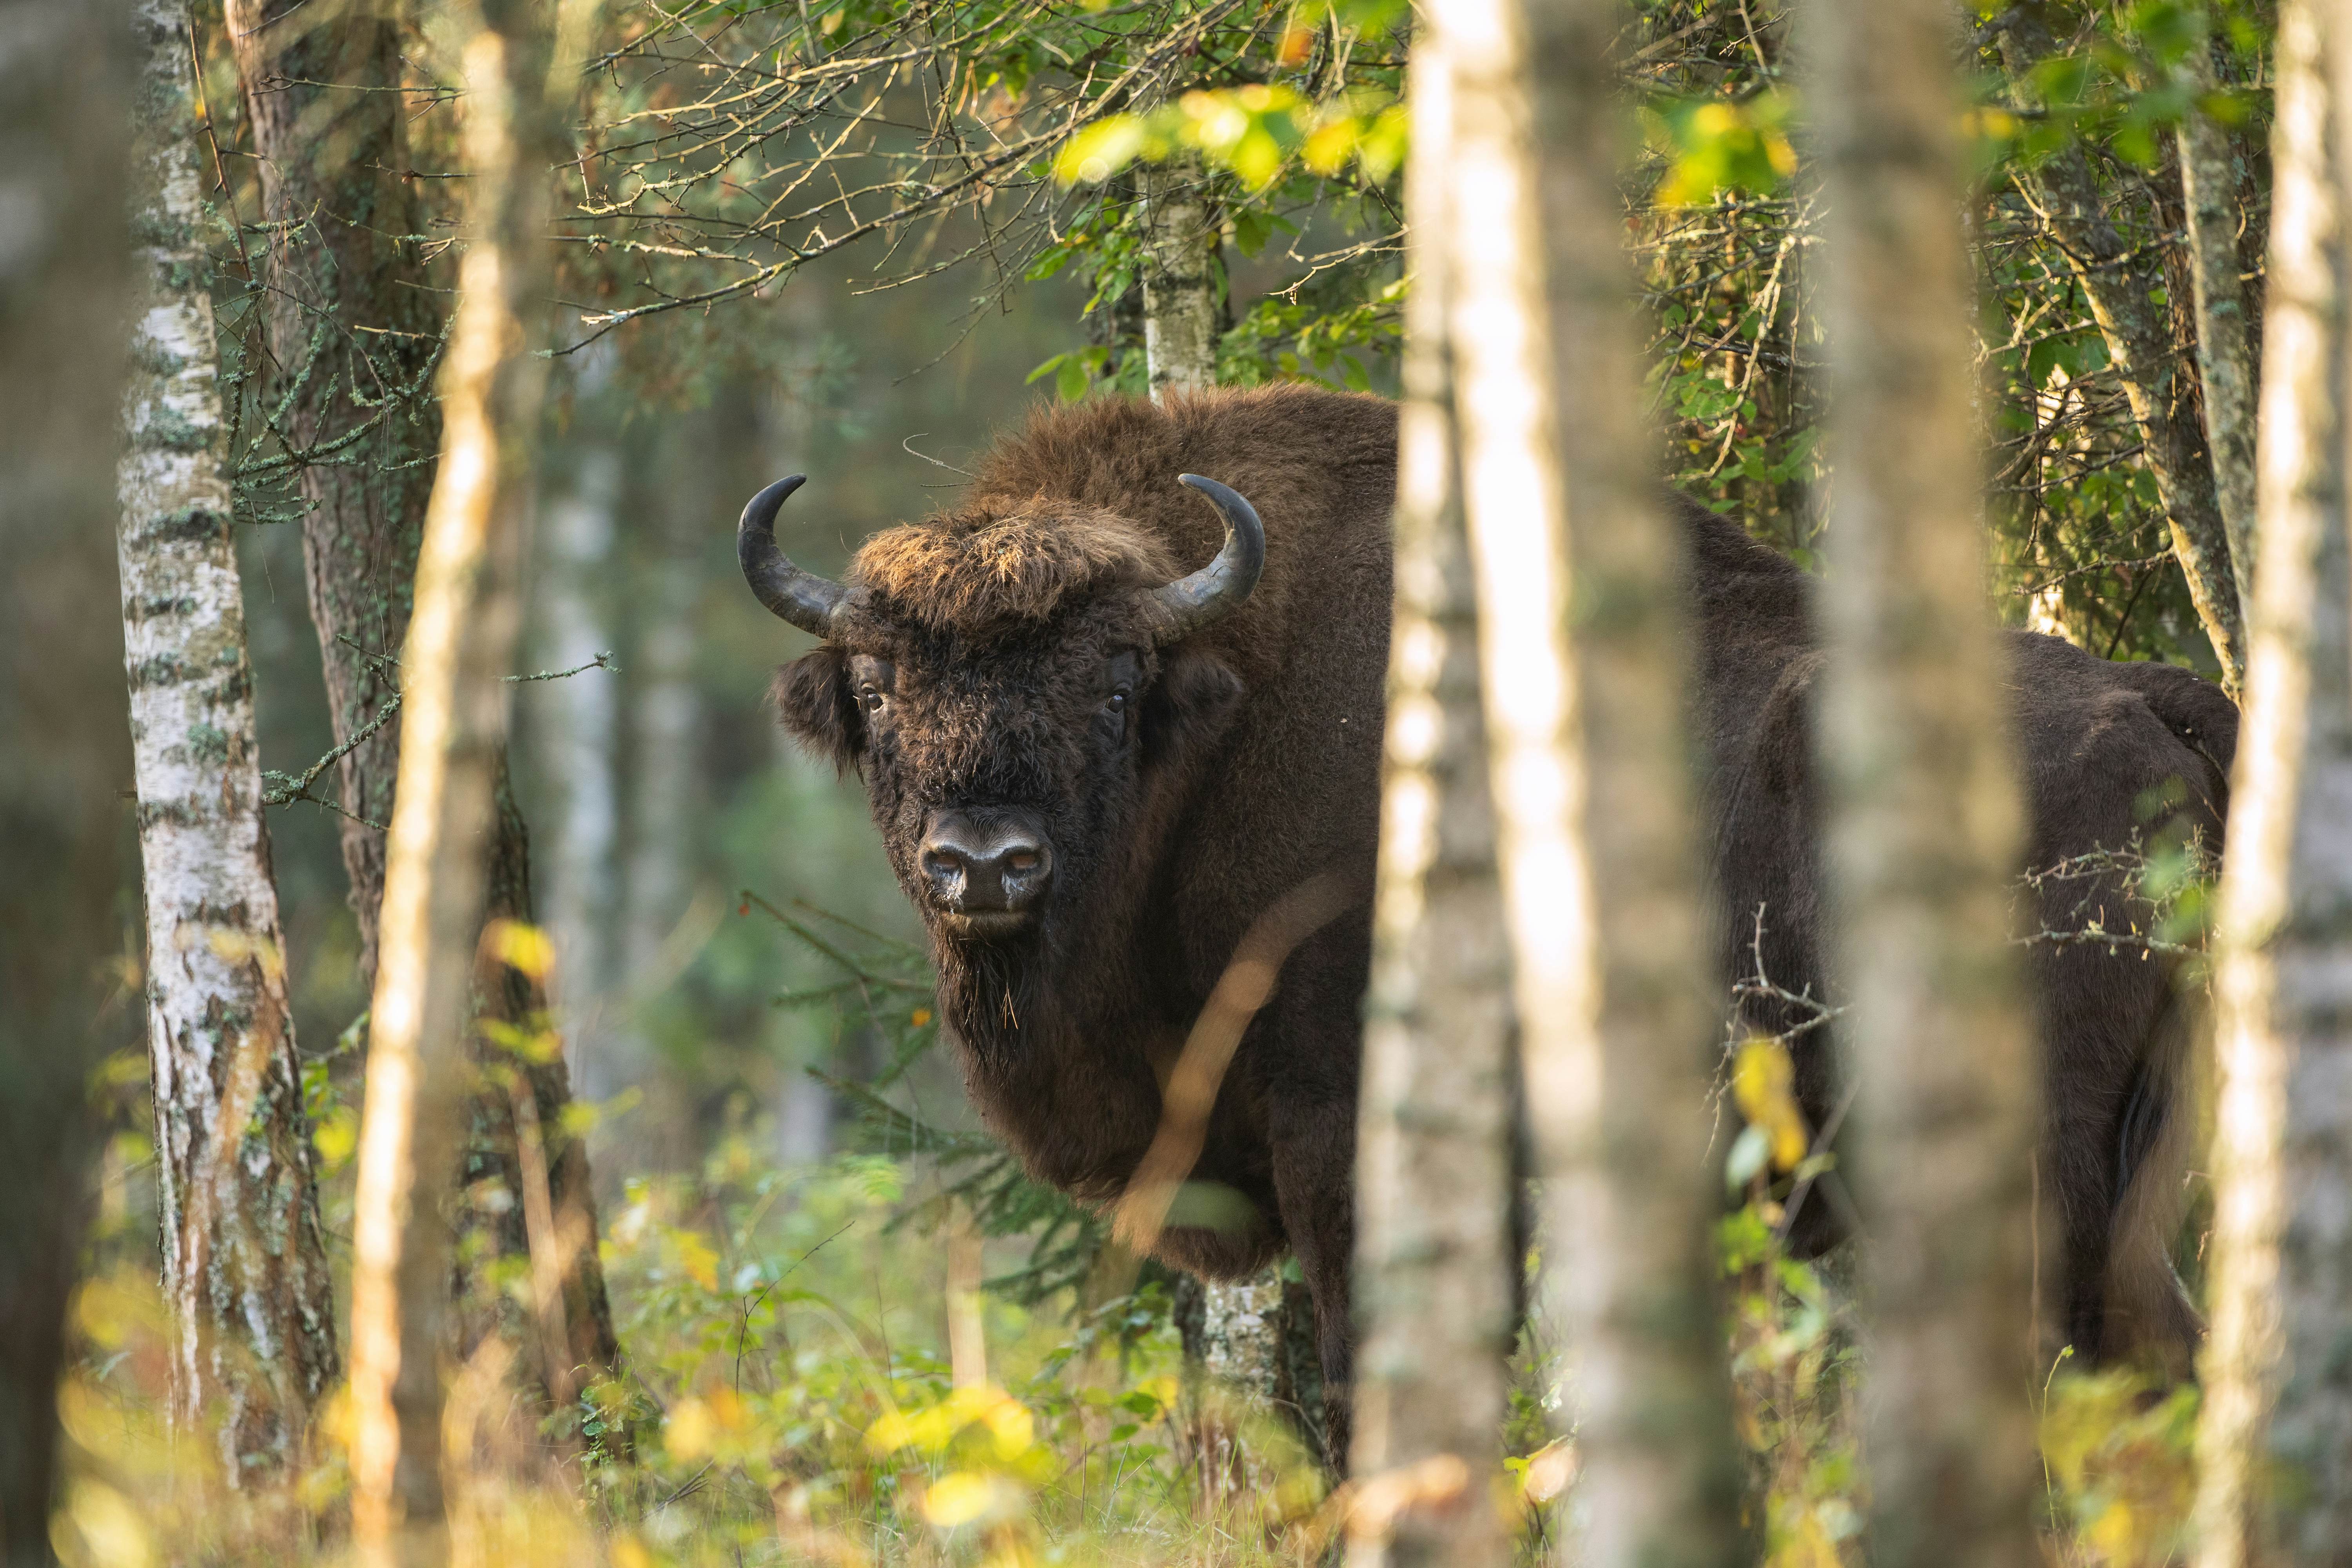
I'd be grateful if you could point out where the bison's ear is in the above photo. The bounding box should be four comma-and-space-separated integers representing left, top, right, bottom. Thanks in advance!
1142, 649, 1244, 769
772, 646, 862, 772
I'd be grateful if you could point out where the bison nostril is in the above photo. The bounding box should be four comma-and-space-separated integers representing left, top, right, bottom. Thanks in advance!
1005, 850, 1041, 874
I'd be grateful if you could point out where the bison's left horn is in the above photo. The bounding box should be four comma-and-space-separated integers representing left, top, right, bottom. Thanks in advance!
1149, 475, 1266, 644
738, 474, 853, 638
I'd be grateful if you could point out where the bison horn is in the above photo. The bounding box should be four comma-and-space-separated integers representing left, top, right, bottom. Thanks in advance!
738, 474, 853, 638
1150, 475, 1266, 644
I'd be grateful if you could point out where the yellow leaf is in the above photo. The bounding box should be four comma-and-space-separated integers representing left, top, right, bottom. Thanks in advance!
920, 1471, 1023, 1528
665, 1397, 714, 1461
483, 919, 557, 983
1054, 116, 1147, 185
1733, 1038, 1810, 1172
672, 1230, 720, 1292
911, 1008, 933, 1027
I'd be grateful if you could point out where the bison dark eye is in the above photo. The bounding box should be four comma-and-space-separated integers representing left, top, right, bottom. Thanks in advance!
1105, 691, 1129, 715
861, 688, 886, 715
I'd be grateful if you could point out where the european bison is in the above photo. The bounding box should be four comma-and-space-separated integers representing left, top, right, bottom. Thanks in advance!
741, 383, 2229, 1445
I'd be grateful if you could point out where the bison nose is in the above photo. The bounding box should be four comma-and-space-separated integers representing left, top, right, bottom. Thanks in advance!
920, 816, 1053, 915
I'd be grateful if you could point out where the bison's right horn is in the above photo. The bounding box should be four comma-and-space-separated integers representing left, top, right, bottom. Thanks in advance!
1149, 474, 1266, 644
738, 474, 853, 638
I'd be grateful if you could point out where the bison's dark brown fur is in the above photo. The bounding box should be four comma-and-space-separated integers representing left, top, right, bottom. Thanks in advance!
764, 384, 2230, 1448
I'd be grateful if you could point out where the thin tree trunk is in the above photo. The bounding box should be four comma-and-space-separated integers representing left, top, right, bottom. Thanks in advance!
0, 0, 132, 1556
1999, 7, 2248, 697
222, 0, 443, 988
118, 0, 338, 1479
1806, 0, 2042, 1563
2190, 1, 2352, 1557
1345, 7, 1519, 1559
2176, 24, 2261, 604
536, 448, 621, 1095
1140, 156, 1221, 396
347, 3, 568, 1559
1434, 0, 1742, 1557
1523, 0, 1744, 1559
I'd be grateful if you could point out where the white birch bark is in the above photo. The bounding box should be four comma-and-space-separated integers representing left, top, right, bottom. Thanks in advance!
1523, 0, 1744, 1559
2191, 2, 2352, 1556
347, 2, 569, 1558
1141, 156, 1221, 396
1347, 9, 1519, 1558
118, 0, 337, 1480
1434, 0, 1742, 1558
1804, 0, 2041, 1561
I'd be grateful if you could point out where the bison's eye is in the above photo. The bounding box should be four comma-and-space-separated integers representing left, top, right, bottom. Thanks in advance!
1105, 690, 1129, 716
860, 686, 886, 715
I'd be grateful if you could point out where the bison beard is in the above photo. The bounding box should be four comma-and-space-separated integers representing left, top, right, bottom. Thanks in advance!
747, 384, 2230, 1458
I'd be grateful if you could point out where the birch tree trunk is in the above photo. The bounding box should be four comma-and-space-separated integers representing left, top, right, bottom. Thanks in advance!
2000, 9, 2248, 697
1430, 0, 1742, 1557
2191, 2, 2352, 1556
118, 0, 338, 1479
1345, 10, 1518, 1560
1522, 0, 1744, 1558
1140, 156, 1221, 397
2176, 24, 2261, 603
222, 0, 444, 990
1806, 0, 2041, 1562
0, 0, 131, 1555
348, 3, 570, 1558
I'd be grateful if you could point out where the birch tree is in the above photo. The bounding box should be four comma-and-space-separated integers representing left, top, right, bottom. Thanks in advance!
2191, 0, 2352, 1556
0, 0, 131, 1554
1426, 0, 1743, 1555
348, 0, 578, 1556
118, 0, 338, 1478
1804, 0, 2041, 1561
1346, 7, 1518, 1560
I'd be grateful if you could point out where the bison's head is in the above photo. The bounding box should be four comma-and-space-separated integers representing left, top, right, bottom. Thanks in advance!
743, 473, 1261, 951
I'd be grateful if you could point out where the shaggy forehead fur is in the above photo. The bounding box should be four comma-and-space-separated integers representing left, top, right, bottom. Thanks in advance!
848, 499, 1179, 638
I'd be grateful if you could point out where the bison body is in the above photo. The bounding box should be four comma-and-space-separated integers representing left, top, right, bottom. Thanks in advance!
751, 384, 2228, 1446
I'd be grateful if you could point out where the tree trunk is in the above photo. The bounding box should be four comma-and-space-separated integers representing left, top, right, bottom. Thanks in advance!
536, 447, 622, 1096
221, 0, 444, 988
347, 3, 569, 1559
1432, 0, 1744, 1557
1523, 0, 1745, 1559
1806, 0, 2042, 1563
2175, 23, 2261, 605
1345, 7, 1519, 1561
119, 0, 338, 1479
2191, 1, 2352, 1557
1999, 6, 2248, 698
1139, 156, 1221, 397
0, 0, 131, 1557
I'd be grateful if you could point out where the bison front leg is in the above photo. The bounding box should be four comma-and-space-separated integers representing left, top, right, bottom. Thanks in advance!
1267, 1091, 1358, 1466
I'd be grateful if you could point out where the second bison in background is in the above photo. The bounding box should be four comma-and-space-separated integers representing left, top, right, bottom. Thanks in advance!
738, 383, 2230, 1447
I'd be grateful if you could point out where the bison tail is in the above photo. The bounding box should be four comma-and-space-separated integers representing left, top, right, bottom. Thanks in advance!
2099, 978, 2204, 1380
